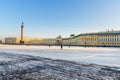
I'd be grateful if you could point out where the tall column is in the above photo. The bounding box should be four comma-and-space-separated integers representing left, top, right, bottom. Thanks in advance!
20, 22, 24, 45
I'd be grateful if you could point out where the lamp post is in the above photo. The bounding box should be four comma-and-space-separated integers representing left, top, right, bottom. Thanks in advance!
69, 38, 71, 48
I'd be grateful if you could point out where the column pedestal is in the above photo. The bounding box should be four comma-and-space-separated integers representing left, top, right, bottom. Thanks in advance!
20, 41, 24, 45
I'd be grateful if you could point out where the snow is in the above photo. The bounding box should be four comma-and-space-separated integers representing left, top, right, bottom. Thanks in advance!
0, 46, 119, 79
0, 44, 120, 67
0, 57, 13, 61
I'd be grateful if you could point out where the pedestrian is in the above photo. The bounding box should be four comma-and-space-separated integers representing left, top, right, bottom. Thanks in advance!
61, 44, 63, 49
49, 44, 51, 47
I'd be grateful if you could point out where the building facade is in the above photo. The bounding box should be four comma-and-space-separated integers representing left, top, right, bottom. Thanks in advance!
4, 37, 56, 45
63, 30, 120, 47
4, 30, 120, 47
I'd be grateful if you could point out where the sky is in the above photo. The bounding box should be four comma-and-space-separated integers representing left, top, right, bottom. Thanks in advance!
0, 0, 120, 39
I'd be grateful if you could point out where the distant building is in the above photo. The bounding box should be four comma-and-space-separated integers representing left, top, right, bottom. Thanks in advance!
0, 40, 2, 44
4, 37, 56, 45
5, 37, 31, 44
63, 30, 120, 47
4, 37, 17, 44
4, 30, 120, 47
56, 35, 63, 45
28, 38, 56, 45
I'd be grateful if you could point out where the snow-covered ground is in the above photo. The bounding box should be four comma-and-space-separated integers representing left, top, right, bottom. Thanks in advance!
0, 44, 120, 67
0, 52, 120, 80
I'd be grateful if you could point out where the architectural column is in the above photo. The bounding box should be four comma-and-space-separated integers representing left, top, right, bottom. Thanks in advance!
20, 22, 24, 45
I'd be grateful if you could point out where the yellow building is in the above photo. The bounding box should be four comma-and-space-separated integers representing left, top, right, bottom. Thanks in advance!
5, 37, 35, 44
0, 40, 2, 44
4, 37, 56, 45
28, 38, 56, 45
4, 30, 120, 47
